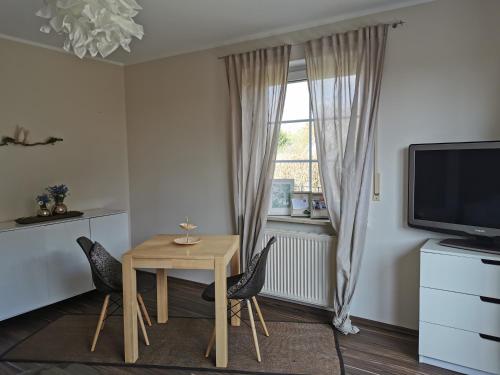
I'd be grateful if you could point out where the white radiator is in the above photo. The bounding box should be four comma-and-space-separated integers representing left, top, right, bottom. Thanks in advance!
261, 229, 336, 308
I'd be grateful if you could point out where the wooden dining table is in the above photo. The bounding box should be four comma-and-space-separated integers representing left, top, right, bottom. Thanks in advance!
122, 234, 241, 368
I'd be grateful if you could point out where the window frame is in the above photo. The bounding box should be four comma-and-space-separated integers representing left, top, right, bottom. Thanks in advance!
275, 67, 320, 192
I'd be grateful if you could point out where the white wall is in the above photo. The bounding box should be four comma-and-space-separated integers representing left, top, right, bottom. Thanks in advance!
125, 0, 500, 329
351, 0, 500, 329
125, 50, 233, 282
0, 38, 129, 222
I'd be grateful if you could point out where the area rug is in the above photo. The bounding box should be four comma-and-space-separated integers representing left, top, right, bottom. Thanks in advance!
1, 315, 344, 375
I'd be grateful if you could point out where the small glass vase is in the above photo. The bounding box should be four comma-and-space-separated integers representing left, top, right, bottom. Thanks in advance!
52, 197, 67, 215
38, 204, 51, 217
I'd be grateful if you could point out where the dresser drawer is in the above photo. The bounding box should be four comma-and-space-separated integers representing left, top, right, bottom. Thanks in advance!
420, 252, 500, 298
420, 287, 500, 338
420, 322, 500, 374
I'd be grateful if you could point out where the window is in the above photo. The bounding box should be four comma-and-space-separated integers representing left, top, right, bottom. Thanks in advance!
273, 78, 321, 192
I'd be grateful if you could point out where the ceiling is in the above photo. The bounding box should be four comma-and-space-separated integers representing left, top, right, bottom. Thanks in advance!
0, 0, 426, 65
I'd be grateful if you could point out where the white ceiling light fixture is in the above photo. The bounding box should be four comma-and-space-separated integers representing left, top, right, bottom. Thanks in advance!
36, 0, 144, 59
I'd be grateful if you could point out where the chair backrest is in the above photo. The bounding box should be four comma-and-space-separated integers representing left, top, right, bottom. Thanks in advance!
229, 236, 276, 299
76, 236, 94, 259
76, 236, 122, 293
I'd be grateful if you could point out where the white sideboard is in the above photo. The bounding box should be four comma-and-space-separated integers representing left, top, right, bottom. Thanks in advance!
419, 239, 500, 375
0, 209, 130, 321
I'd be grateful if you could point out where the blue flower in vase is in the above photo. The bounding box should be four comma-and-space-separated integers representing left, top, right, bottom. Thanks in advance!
46, 184, 69, 202
36, 194, 51, 206
46, 184, 69, 214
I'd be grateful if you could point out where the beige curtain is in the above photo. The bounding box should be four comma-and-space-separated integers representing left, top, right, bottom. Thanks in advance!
225, 45, 290, 267
305, 25, 388, 334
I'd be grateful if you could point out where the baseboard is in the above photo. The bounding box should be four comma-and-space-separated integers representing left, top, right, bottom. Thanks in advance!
258, 292, 418, 336
350, 315, 418, 336
164, 275, 418, 335
166, 275, 209, 288
259, 291, 334, 311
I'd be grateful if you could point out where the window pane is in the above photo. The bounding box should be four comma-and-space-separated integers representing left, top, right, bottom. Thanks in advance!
282, 81, 310, 121
274, 162, 310, 192
312, 162, 322, 192
277, 122, 309, 160
311, 123, 317, 160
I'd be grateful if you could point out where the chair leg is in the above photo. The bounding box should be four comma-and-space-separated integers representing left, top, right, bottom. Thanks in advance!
252, 297, 269, 337
91, 294, 110, 352
205, 299, 264, 361
205, 326, 216, 358
247, 299, 262, 362
137, 304, 150, 346
137, 293, 152, 326
101, 307, 107, 331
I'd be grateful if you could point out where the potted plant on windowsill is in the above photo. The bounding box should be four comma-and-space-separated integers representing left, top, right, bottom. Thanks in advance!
47, 184, 69, 215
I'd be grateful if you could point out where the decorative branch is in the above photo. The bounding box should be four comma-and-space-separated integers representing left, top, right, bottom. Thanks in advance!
0, 126, 63, 147
0, 136, 63, 147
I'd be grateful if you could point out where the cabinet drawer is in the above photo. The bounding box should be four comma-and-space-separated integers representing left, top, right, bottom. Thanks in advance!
419, 322, 500, 374
420, 287, 500, 338
420, 252, 500, 298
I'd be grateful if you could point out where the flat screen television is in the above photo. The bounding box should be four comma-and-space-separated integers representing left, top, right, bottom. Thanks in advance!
408, 141, 500, 253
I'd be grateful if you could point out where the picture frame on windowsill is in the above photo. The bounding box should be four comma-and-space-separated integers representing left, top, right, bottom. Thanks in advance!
310, 192, 329, 219
269, 179, 294, 215
291, 192, 310, 217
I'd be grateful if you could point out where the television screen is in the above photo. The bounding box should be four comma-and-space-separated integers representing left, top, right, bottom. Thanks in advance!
413, 147, 500, 230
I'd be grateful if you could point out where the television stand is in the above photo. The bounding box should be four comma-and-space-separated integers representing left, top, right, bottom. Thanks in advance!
439, 237, 500, 254
419, 239, 500, 374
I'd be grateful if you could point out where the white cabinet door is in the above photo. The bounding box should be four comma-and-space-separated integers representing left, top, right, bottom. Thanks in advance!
420, 287, 500, 338
45, 219, 93, 303
90, 213, 130, 260
420, 322, 500, 374
421, 251, 500, 299
0, 226, 49, 321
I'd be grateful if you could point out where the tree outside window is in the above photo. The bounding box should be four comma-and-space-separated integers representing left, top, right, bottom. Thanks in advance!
274, 80, 321, 192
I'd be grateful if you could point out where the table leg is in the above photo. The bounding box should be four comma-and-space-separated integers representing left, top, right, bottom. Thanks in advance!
157, 269, 168, 323
230, 247, 241, 327
122, 255, 138, 363
215, 258, 228, 367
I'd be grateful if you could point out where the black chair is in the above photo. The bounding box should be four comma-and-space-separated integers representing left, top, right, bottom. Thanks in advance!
76, 236, 153, 352
202, 236, 276, 363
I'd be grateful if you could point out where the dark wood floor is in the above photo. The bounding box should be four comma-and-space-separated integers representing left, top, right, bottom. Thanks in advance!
0, 277, 457, 375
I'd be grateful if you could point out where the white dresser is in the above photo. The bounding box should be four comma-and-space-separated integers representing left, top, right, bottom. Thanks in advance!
419, 239, 500, 375
0, 209, 130, 321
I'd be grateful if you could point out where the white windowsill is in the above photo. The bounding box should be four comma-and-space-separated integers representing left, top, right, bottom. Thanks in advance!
267, 215, 331, 226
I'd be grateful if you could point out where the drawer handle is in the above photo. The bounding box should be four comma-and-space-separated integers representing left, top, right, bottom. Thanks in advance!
481, 259, 500, 266
479, 333, 500, 343
480, 296, 500, 305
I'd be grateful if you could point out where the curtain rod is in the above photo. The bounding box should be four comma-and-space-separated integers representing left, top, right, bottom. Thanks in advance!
217, 20, 405, 60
